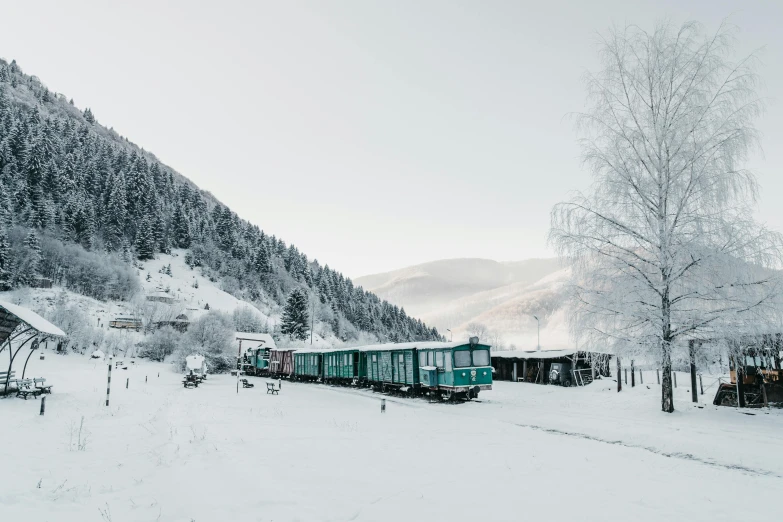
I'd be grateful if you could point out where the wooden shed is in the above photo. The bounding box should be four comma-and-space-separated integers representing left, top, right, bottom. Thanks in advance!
491, 349, 612, 386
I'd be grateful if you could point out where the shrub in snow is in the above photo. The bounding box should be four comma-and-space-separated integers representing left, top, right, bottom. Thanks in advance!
43, 298, 104, 353
232, 306, 265, 333
139, 326, 179, 362
173, 310, 234, 373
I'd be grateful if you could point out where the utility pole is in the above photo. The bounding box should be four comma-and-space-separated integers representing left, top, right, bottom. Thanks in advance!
532, 315, 540, 351
310, 298, 315, 345
446, 329, 452, 342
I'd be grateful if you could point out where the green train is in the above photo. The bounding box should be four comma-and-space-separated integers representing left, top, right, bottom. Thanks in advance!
244, 338, 493, 400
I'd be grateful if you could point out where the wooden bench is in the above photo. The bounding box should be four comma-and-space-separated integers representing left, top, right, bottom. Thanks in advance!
17, 380, 42, 400
266, 382, 279, 395
1, 371, 17, 392
33, 378, 53, 394
241, 379, 254, 388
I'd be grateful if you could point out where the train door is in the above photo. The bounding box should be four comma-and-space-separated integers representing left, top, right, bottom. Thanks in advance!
380, 352, 393, 382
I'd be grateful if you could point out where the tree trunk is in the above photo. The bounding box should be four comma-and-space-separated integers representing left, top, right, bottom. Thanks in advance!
689, 340, 698, 403
736, 362, 746, 408
631, 360, 635, 387
661, 343, 674, 412
616, 356, 622, 392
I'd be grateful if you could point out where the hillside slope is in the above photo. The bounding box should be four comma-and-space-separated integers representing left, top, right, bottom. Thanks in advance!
0, 57, 439, 344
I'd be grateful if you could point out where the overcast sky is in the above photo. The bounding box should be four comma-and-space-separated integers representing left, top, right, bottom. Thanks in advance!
2, 1, 782, 278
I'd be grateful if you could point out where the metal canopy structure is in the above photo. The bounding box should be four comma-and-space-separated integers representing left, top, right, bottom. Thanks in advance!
0, 300, 67, 395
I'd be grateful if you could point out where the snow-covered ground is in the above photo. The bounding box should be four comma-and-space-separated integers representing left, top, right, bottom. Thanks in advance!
2, 353, 781, 521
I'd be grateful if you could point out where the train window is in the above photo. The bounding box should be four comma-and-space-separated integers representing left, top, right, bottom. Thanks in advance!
428, 351, 435, 366
445, 352, 452, 371
454, 350, 472, 368
345, 354, 350, 365
419, 352, 427, 367
399, 353, 404, 363
473, 349, 490, 366
435, 352, 444, 368
372, 354, 377, 362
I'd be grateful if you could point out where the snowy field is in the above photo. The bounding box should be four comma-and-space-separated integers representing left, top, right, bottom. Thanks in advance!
2, 353, 782, 522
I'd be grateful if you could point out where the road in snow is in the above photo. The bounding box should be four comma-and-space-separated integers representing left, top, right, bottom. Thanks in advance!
2, 354, 781, 521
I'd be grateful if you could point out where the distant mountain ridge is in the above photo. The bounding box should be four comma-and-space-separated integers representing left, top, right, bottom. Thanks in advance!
356, 258, 572, 349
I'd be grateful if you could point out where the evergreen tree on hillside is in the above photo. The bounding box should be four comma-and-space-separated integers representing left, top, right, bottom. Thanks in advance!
24, 230, 41, 273
253, 240, 271, 274
172, 204, 191, 248
135, 216, 155, 260
0, 227, 10, 290
105, 171, 127, 250
0, 183, 11, 228
281, 289, 309, 341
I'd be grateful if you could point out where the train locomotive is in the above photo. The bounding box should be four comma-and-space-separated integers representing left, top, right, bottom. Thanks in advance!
242, 337, 492, 401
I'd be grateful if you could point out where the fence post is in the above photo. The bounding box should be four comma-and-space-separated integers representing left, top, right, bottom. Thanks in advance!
617, 356, 622, 393
699, 374, 704, 395
145, 375, 148, 383
639, 369, 643, 384
106, 358, 112, 407
673, 372, 677, 388
631, 360, 635, 387
689, 340, 698, 403
126, 377, 129, 389
40, 395, 46, 416
381, 399, 386, 413
624, 368, 627, 385
657, 369, 660, 384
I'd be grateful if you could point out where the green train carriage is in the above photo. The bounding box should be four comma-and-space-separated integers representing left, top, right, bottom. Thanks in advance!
293, 350, 322, 381
416, 340, 492, 399
322, 348, 360, 382
360, 338, 492, 399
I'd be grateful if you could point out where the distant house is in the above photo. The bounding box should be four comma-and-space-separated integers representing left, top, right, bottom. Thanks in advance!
146, 291, 176, 304
30, 277, 53, 289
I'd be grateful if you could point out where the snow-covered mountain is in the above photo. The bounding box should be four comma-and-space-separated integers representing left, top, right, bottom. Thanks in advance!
356, 258, 572, 349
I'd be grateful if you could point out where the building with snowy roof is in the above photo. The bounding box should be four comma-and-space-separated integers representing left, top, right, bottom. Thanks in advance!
491, 349, 612, 386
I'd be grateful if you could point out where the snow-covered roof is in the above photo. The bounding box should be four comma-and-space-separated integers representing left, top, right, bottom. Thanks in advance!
186, 354, 206, 370
356, 340, 487, 352
0, 300, 67, 339
491, 349, 611, 360
236, 332, 276, 349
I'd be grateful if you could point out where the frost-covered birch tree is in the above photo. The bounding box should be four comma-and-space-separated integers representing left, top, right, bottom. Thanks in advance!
550, 21, 783, 412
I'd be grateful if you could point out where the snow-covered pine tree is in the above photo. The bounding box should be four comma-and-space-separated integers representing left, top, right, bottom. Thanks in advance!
0, 227, 10, 290
105, 171, 127, 250
24, 230, 41, 274
253, 239, 271, 274
0, 182, 12, 228
172, 204, 191, 248
281, 288, 310, 341
135, 216, 155, 260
